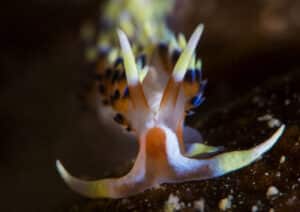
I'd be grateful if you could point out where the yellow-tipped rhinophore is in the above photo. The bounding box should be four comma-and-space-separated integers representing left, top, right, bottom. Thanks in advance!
117, 29, 139, 86
172, 24, 204, 82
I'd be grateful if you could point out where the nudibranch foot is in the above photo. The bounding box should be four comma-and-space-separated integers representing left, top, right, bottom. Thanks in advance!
57, 125, 285, 199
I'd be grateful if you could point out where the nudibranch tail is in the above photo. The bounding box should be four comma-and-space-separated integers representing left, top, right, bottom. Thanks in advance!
57, 125, 285, 198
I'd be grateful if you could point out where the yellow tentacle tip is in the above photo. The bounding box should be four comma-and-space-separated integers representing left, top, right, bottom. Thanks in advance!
172, 24, 204, 82
117, 29, 139, 85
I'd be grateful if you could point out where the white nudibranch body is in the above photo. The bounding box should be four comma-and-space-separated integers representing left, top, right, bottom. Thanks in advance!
56, 0, 285, 199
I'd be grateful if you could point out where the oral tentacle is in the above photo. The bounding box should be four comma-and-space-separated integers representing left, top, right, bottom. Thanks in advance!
56, 125, 285, 198
215, 125, 285, 174
56, 139, 150, 199
56, 160, 153, 199
166, 125, 285, 181
56, 160, 111, 198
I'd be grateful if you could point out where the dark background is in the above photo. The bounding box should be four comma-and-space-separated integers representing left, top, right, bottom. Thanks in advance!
1, 0, 300, 211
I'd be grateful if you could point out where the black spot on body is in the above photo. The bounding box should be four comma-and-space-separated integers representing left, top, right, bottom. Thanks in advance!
102, 99, 109, 105
195, 69, 202, 81
158, 42, 168, 50
172, 49, 181, 63
98, 47, 110, 57
126, 125, 132, 132
184, 69, 196, 82
114, 113, 125, 125
114, 57, 123, 68
111, 90, 120, 101
111, 71, 120, 83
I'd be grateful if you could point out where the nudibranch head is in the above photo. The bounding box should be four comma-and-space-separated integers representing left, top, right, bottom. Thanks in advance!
56, 24, 285, 199
103, 24, 205, 136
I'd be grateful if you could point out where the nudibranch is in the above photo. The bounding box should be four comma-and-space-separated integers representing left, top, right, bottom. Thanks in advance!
56, 23, 285, 198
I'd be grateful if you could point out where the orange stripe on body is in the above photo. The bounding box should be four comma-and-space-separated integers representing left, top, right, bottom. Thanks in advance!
183, 82, 199, 98
159, 77, 180, 109
176, 118, 186, 154
129, 84, 149, 111
145, 127, 167, 160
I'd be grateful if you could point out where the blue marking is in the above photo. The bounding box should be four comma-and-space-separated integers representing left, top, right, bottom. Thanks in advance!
200, 79, 207, 91
114, 57, 123, 68
191, 95, 205, 107
195, 69, 202, 81
172, 49, 181, 63
123, 87, 130, 98
98, 46, 110, 56
184, 69, 196, 82
158, 42, 168, 50
137, 54, 146, 68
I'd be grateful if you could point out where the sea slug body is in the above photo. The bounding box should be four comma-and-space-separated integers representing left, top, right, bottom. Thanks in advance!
56, 0, 285, 198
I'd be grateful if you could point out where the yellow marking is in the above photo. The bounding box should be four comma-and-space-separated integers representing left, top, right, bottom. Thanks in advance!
186, 143, 220, 157
217, 125, 285, 173
178, 33, 186, 49
108, 49, 119, 64
172, 24, 204, 82
196, 59, 202, 70
139, 66, 149, 82
117, 29, 139, 85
